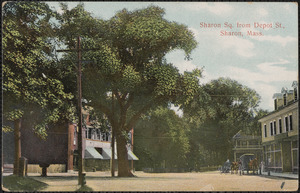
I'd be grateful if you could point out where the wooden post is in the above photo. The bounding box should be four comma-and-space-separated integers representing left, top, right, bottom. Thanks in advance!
67, 123, 74, 172
13, 119, 21, 175
131, 128, 134, 172
111, 93, 115, 177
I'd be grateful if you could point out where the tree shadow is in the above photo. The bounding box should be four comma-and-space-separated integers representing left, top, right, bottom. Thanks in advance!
2, 175, 48, 191
76, 185, 94, 192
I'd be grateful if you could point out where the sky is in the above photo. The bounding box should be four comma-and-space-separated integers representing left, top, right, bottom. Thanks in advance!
48, 2, 298, 112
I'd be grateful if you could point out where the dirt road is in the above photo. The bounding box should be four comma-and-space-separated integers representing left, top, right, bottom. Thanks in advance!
30, 171, 298, 191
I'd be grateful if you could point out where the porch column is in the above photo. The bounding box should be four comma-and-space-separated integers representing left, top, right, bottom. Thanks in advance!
281, 141, 292, 172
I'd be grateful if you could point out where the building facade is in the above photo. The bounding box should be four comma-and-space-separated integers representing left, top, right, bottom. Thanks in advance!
259, 81, 298, 173
232, 130, 262, 162
3, 108, 138, 174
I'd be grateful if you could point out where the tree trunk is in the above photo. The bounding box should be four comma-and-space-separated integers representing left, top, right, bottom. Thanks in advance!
116, 132, 134, 177
110, 127, 115, 177
13, 118, 21, 175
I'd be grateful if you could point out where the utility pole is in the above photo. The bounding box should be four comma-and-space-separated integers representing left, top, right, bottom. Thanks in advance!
57, 36, 85, 186
77, 36, 85, 186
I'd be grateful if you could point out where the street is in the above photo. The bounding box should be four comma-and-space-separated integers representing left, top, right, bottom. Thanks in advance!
27, 171, 298, 191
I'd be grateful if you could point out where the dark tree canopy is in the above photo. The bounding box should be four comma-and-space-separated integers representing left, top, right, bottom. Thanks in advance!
134, 107, 190, 170
3, 1, 73, 136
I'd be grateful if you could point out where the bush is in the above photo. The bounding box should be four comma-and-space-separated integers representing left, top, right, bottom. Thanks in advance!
198, 166, 219, 172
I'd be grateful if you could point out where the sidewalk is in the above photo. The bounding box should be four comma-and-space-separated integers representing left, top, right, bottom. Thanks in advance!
261, 171, 298, 179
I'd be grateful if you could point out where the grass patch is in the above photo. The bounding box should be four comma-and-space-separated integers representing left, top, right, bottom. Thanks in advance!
76, 185, 94, 192
2, 175, 48, 191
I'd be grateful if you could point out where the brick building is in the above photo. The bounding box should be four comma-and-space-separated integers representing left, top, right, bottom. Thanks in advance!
3, 108, 138, 174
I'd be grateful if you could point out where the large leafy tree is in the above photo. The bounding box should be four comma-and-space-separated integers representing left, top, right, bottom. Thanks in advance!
134, 107, 190, 170
57, 4, 199, 176
83, 6, 199, 177
3, 2, 73, 175
184, 78, 261, 167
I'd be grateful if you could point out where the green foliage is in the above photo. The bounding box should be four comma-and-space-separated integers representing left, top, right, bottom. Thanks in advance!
55, 4, 200, 131
135, 107, 190, 169
3, 1, 74, 136
184, 77, 262, 167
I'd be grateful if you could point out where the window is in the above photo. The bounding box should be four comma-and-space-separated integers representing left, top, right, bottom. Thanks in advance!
74, 131, 77, 145
283, 94, 287, 106
85, 128, 88, 138
285, 116, 289, 132
273, 121, 277, 135
289, 115, 293, 131
274, 99, 277, 110
87, 128, 92, 139
270, 122, 273, 136
278, 119, 282, 133
264, 124, 267, 137
92, 129, 96, 140
242, 141, 247, 146
102, 133, 107, 141
294, 88, 298, 101
96, 129, 101, 140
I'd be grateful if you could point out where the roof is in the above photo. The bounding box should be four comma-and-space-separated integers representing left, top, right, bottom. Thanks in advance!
273, 93, 283, 99
292, 81, 298, 88
258, 100, 298, 121
232, 130, 261, 140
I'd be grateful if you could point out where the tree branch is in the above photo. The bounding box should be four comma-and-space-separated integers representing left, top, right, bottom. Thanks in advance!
92, 102, 112, 122
124, 92, 134, 111
125, 96, 164, 132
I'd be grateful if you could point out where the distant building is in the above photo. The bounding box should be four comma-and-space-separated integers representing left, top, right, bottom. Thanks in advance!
70, 108, 138, 172
259, 81, 298, 173
3, 107, 138, 174
232, 130, 262, 162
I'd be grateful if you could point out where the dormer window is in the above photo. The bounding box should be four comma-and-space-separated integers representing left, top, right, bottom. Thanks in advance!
274, 99, 277, 110
294, 88, 297, 101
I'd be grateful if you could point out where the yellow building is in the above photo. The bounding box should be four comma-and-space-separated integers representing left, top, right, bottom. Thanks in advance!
259, 81, 298, 173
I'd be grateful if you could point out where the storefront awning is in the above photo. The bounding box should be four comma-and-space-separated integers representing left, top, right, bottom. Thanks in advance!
85, 147, 103, 159
128, 150, 139, 161
102, 148, 138, 160
102, 148, 117, 160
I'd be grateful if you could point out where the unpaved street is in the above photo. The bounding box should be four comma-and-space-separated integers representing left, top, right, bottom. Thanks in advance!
29, 171, 298, 191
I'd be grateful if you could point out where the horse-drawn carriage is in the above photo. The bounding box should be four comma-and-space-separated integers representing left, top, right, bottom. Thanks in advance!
239, 154, 259, 174
220, 159, 231, 173
220, 154, 259, 175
